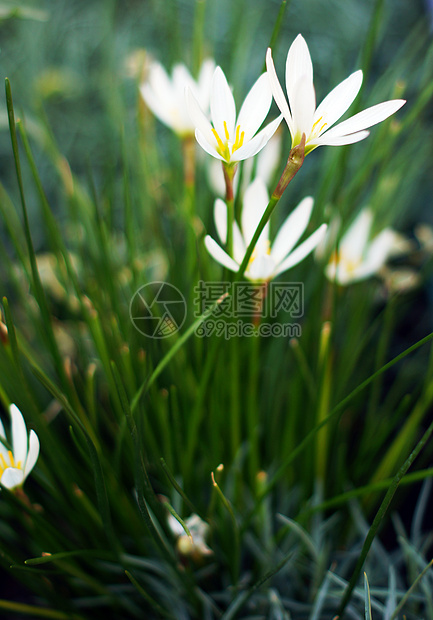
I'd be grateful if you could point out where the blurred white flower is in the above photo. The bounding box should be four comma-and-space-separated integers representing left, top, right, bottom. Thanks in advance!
266, 34, 406, 154
140, 58, 215, 136
0, 404, 39, 490
168, 513, 213, 559
205, 178, 326, 281
325, 209, 406, 285
380, 266, 421, 294
187, 66, 282, 165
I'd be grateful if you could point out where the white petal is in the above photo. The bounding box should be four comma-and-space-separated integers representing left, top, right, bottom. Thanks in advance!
271, 196, 314, 264
10, 404, 28, 465
211, 67, 236, 140
241, 178, 270, 252
1, 467, 24, 489
140, 62, 183, 131
236, 73, 272, 142
309, 130, 370, 147
195, 128, 224, 161
214, 198, 228, 244
197, 59, 216, 108
247, 255, 276, 281
173, 65, 197, 128
340, 209, 372, 262
322, 99, 406, 139
314, 70, 363, 134
140, 83, 179, 130
187, 89, 217, 146
274, 224, 327, 275
285, 34, 314, 118
262, 114, 283, 141
357, 229, 396, 277
256, 128, 283, 185
233, 221, 246, 264
204, 236, 239, 272
233, 115, 282, 162
207, 158, 227, 196
290, 75, 316, 141
266, 48, 294, 136
23, 430, 39, 480
173, 64, 195, 99
145, 62, 174, 105
231, 131, 269, 161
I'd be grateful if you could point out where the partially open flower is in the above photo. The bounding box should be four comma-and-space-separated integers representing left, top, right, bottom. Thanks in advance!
0, 404, 40, 490
266, 34, 406, 155
205, 178, 326, 281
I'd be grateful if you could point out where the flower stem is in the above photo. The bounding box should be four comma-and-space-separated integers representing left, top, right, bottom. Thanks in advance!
223, 163, 237, 256
235, 134, 306, 280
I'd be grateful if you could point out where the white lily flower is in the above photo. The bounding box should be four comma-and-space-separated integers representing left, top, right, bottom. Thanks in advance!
266, 34, 406, 154
187, 67, 282, 165
140, 58, 215, 136
325, 209, 404, 285
205, 178, 327, 281
0, 404, 40, 490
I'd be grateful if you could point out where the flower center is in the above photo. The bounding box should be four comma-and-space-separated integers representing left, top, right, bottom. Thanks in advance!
330, 250, 360, 276
0, 450, 21, 475
212, 121, 245, 161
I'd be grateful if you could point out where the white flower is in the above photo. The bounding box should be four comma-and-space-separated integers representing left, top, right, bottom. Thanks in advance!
207, 128, 283, 197
266, 34, 406, 154
168, 513, 213, 558
325, 209, 405, 285
140, 58, 215, 136
187, 67, 282, 164
0, 404, 40, 490
205, 178, 327, 281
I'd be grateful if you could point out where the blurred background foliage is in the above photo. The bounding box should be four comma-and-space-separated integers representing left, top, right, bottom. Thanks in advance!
0, 0, 431, 231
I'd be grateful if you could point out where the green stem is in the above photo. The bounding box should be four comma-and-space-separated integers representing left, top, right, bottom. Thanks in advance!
236, 135, 305, 280
223, 163, 236, 257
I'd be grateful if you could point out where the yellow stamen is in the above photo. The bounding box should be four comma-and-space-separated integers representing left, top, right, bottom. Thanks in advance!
311, 116, 323, 132
211, 127, 230, 161
223, 121, 230, 141
311, 115, 328, 137
8, 450, 15, 468
0, 453, 7, 472
212, 128, 225, 151
232, 125, 245, 152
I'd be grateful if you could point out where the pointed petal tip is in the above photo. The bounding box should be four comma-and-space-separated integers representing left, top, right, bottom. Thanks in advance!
9, 403, 22, 418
